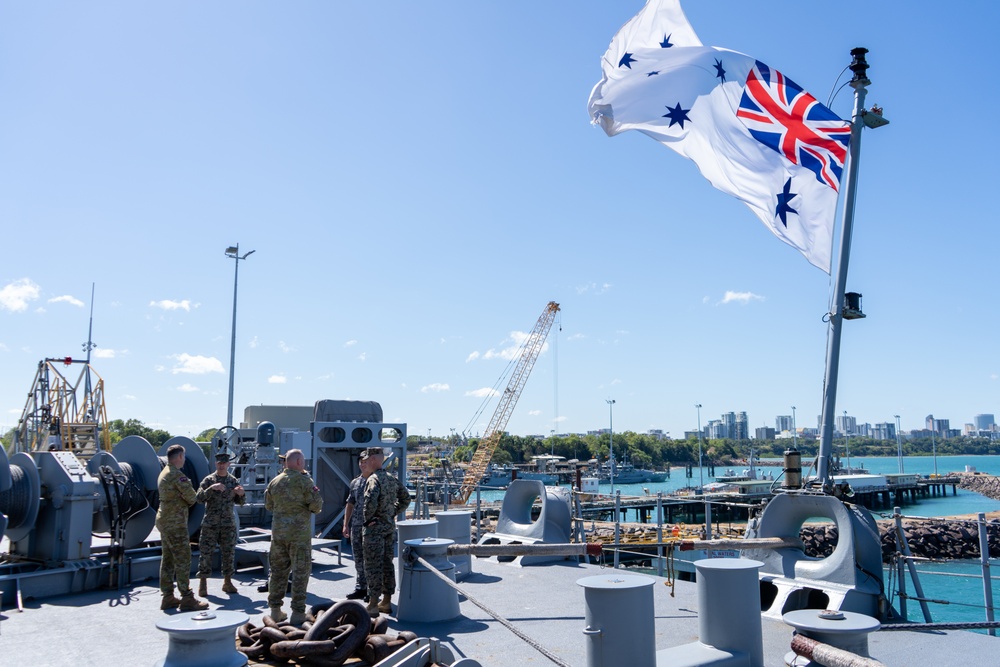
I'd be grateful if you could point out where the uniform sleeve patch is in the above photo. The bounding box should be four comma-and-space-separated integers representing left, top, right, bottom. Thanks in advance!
179, 476, 189, 482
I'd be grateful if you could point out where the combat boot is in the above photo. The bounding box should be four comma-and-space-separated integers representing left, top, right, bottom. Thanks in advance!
160, 592, 182, 610
366, 598, 380, 617
289, 610, 308, 626
222, 577, 238, 594
269, 607, 287, 623
198, 576, 208, 597
378, 594, 392, 614
178, 593, 209, 612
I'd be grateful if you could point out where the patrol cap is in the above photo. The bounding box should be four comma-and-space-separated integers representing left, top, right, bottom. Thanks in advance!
359, 446, 385, 460
215, 452, 231, 462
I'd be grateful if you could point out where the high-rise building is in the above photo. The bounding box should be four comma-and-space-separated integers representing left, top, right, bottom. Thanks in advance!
734, 412, 749, 440
872, 422, 897, 441
755, 426, 776, 440
835, 414, 857, 435
707, 419, 726, 440
776, 415, 793, 432
975, 414, 996, 431
721, 412, 736, 439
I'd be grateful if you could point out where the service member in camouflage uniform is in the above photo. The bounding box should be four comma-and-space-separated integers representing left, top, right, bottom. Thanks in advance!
361, 447, 411, 616
156, 443, 209, 612
342, 453, 374, 600
264, 449, 323, 625
196, 451, 246, 596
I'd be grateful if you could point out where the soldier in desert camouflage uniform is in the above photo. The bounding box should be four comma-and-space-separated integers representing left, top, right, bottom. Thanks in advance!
361, 447, 411, 616
264, 448, 322, 625
156, 443, 209, 612
196, 451, 246, 596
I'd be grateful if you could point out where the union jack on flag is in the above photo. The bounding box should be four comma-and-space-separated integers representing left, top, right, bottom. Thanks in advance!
736, 61, 851, 191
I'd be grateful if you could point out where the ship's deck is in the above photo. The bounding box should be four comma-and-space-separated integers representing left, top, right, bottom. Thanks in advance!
0, 543, 996, 666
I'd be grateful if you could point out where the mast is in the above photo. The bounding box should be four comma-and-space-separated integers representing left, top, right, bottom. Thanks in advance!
83, 283, 96, 398
816, 48, 885, 487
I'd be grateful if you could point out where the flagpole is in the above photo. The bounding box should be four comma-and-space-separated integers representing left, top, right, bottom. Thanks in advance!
816, 48, 872, 488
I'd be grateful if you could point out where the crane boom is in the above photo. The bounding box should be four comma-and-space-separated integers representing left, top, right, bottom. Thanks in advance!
456, 301, 560, 504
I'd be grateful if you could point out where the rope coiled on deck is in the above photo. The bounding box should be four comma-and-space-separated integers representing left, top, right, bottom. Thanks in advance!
411, 553, 572, 667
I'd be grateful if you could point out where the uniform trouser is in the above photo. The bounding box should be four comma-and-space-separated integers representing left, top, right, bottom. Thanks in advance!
158, 524, 193, 596
267, 533, 311, 613
350, 524, 367, 592
363, 524, 395, 600
198, 523, 237, 577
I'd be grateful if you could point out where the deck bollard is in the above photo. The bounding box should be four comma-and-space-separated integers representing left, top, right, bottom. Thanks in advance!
577, 574, 656, 667
396, 519, 438, 585
398, 538, 460, 623
155, 610, 248, 667
435, 510, 473, 580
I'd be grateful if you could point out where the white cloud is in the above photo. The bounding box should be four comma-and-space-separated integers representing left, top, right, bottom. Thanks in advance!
718, 290, 764, 305
344, 340, 357, 347
483, 330, 551, 361
268, 375, 287, 384
992, 374, 998, 381
0, 342, 8, 352
170, 353, 224, 375
567, 333, 585, 341
466, 387, 499, 398
421, 383, 450, 393
177, 383, 199, 392
0, 278, 41, 312
48, 295, 84, 307
150, 299, 194, 311
611, 378, 622, 385
278, 341, 294, 353
94, 348, 116, 359
358, 352, 367, 362
576, 282, 612, 295
249, 336, 259, 349
121, 394, 136, 401
465, 351, 480, 362
528, 409, 541, 416
554, 415, 567, 423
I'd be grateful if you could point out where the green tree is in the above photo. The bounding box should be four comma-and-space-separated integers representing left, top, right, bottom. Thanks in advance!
107, 419, 172, 448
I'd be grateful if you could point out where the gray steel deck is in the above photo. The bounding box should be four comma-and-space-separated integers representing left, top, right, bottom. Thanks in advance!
0, 544, 996, 666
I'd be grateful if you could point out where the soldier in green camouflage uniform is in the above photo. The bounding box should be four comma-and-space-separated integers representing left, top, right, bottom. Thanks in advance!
361, 447, 411, 616
156, 443, 209, 612
196, 452, 246, 596
264, 449, 323, 625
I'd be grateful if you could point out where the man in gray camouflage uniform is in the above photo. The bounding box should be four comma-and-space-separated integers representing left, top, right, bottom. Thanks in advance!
196, 451, 246, 596
156, 443, 209, 612
342, 452, 374, 600
361, 447, 411, 616
264, 449, 322, 625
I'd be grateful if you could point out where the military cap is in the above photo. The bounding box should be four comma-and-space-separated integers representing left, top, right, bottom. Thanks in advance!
359, 446, 385, 460
215, 452, 231, 462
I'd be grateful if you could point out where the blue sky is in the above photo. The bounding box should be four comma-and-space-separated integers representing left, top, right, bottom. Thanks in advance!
2, 1, 998, 441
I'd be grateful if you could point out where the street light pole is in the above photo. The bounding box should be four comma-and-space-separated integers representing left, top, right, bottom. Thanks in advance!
791, 406, 798, 450
606, 399, 616, 496
894, 414, 904, 473
695, 403, 711, 538
225, 244, 255, 429
931, 428, 938, 477
844, 410, 851, 472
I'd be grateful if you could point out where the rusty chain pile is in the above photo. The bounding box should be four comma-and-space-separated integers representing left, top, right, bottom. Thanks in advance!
236, 599, 419, 665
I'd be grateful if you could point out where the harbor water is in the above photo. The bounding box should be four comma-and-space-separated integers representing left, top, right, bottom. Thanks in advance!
465, 455, 1000, 631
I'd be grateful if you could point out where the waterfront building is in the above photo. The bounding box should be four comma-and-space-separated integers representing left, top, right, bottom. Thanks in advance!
775, 415, 793, 432
734, 411, 749, 440
755, 426, 776, 440
975, 413, 996, 431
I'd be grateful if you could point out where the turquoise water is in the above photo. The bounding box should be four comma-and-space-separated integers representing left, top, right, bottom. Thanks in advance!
466, 456, 1000, 629
470, 455, 1000, 517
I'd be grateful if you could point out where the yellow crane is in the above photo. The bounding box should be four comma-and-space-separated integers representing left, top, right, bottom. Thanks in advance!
456, 301, 560, 504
